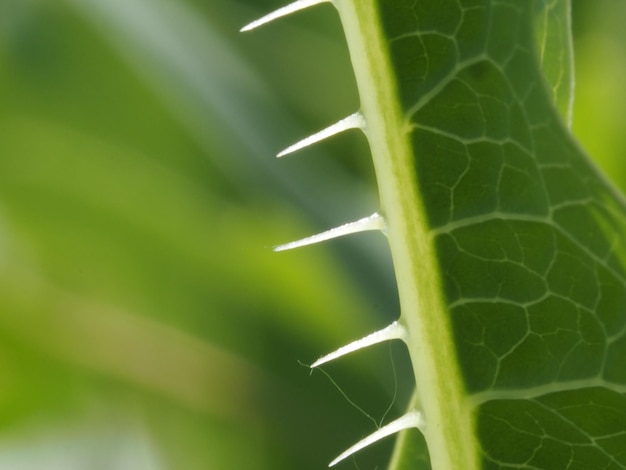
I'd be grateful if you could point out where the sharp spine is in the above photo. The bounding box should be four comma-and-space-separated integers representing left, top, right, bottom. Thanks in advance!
329, 410, 425, 467
311, 321, 406, 368
273, 213, 385, 252
277, 112, 366, 158
240, 0, 331, 32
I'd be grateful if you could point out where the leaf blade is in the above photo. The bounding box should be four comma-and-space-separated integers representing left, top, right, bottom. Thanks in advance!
352, 0, 626, 467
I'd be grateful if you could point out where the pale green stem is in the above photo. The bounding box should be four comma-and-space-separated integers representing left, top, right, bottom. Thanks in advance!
335, 1, 479, 468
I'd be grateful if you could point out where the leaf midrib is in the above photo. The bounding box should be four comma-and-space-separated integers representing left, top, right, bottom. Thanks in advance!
337, 0, 480, 468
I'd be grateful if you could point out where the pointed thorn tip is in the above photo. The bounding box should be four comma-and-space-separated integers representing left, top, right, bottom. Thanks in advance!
311, 321, 406, 368
240, 0, 330, 33
273, 213, 385, 252
276, 112, 365, 158
329, 411, 424, 467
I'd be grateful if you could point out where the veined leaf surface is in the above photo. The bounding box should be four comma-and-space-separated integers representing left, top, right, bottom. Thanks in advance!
331, 0, 626, 468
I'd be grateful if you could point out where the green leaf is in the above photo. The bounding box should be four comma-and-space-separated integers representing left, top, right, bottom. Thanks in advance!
314, 0, 626, 468
478, 388, 626, 468
534, 0, 575, 126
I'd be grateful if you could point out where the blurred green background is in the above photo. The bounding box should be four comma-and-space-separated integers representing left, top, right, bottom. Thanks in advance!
0, 0, 623, 468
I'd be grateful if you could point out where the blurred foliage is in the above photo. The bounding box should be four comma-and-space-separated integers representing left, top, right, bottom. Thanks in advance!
571, 0, 626, 190
0, 0, 623, 468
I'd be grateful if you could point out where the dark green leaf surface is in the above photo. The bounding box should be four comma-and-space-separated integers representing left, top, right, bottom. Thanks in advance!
534, 0, 574, 125
376, 0, 626, 467
478, 388, 626, 469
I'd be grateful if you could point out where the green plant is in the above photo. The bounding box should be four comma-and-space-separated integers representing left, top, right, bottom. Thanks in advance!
243, 1, 626, 469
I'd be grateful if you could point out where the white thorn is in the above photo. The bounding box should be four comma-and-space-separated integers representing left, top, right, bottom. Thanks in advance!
329, 411, 425, 467
311, 321, 406, 368
277, 112, 366, 158
273, 213, 385, 252
240, 0, 331, 32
